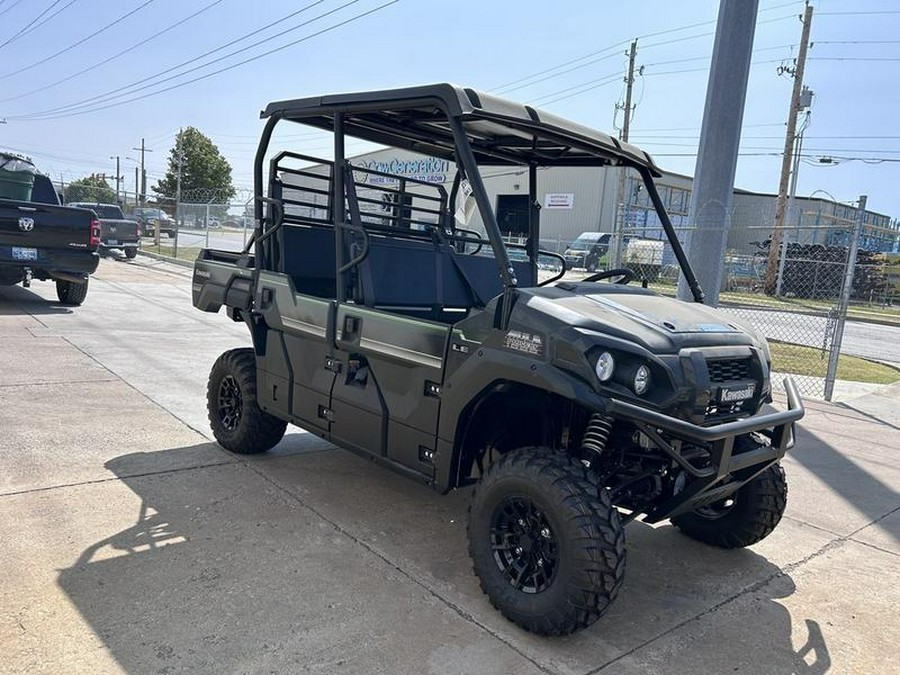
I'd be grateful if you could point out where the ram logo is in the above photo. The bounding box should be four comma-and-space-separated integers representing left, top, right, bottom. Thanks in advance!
18, 217, 35, 232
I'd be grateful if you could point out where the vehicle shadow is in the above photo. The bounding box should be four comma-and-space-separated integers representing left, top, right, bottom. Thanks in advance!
56, 443, 831, 674
791, 423, 900, 544
0, 282, 72, 314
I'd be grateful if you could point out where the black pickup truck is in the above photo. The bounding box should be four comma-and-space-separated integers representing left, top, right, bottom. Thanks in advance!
0, 173, 100, 305
68, 202, 140, 258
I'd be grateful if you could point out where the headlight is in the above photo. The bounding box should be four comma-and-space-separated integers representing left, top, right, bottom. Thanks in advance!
595, 351, 615, 381
633, 364, 651, 395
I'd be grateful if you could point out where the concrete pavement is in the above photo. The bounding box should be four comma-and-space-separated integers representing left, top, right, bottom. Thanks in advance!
1, 257, 898, 674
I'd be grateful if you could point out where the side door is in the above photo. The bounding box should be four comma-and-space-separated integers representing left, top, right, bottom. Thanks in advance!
254, 270, 336, 436
329, 304, 450, 479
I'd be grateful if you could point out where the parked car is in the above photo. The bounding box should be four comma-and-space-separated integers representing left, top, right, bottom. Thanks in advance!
563, 231, 614, 271
563, 232, 664, 280
131, 207, 176, 238
68, 202, 140, 259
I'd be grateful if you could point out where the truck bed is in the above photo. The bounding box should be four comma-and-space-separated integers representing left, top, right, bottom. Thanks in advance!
192, 248, 255, 313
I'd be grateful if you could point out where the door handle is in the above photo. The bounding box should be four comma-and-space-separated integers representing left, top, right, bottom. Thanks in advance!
260, 287, 274, 309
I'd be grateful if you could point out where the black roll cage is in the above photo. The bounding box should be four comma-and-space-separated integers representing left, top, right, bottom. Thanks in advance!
250, 85, 706, 306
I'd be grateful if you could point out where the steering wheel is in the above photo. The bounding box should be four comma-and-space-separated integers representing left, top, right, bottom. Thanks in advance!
582, 268, 635, 285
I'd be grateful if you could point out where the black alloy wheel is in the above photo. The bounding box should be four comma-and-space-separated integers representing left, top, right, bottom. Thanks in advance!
217, 374, 243, 432
490, 496, 559, 594
207, 348, 287, 454
468, 446, 626, 635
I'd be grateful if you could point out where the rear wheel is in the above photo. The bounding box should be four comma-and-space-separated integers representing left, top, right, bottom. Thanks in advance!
672, 463, 787, 548
207, 348, 287, 454
56, 278, 88, 306
468, 447, 626, 635
125, 247, 137, 259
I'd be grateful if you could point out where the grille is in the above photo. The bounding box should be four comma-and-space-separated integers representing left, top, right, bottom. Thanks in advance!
707, 357, 751, 383
705, 399, 752, 420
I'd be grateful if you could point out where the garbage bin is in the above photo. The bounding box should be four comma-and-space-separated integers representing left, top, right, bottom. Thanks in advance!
0, 153, 36, 201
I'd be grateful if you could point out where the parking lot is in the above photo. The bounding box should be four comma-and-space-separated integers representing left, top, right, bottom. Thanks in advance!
1, 255, 898, 674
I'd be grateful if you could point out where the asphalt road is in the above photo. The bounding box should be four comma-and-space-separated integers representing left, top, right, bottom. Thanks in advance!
2, 256, 898, 674
723, 306, 900, 368
167, 227, 250, 253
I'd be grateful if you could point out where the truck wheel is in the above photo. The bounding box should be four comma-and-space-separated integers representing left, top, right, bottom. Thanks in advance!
468, 447, 626, 635
56, 279, 89, 306
207, 348, 287, 454
672, 463, 787, 548
125, 247, 137, 259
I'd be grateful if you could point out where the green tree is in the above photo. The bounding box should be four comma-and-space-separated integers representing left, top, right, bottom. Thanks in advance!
153, 127, 235, 203
64, 174, 116, 204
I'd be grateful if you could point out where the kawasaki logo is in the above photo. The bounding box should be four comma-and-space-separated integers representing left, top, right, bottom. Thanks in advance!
720, 384, 756, 402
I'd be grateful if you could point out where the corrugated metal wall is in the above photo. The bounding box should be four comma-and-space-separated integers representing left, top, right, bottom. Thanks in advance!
283, 147, 898, 254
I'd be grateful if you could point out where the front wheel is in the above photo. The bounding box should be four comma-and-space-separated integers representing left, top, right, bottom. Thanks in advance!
207, 348, 287, 454
468, 447, 626, 635
56, 278, 88, 306
672, 463, 787, 548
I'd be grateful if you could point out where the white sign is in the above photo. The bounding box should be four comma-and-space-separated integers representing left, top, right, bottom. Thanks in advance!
544, 193, 574, 209
454, 179, 475, 225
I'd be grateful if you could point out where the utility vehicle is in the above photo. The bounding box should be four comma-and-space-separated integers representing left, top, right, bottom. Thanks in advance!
192, 84, 804, 635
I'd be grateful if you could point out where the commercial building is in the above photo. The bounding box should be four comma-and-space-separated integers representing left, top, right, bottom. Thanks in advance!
290, 147, 899, 256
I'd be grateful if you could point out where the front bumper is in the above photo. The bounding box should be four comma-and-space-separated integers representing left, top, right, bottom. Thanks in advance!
601, 377, 804, 522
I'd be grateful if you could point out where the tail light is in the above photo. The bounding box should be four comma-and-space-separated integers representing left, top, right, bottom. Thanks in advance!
90, 219, 101, 247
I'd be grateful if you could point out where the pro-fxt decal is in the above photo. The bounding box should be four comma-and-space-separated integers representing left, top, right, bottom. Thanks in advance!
504, 330, 544, 357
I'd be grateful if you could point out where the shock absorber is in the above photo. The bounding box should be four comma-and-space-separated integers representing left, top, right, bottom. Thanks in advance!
581, 413, 614, 460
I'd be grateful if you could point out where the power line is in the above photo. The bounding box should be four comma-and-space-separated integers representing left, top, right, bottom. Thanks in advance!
0, 0, 70, 50
9, 1, 400, 122
0, 0, 226, 104
0, 0, 157, 81
0, 0, 24, 18
495, 52, 622, 96
492, 10, 797, 100
809, 57, 900, 62
10, 0, 343, 118
817, 10, 900, 16
813, 40, 900, 45
531, 74, 622, 106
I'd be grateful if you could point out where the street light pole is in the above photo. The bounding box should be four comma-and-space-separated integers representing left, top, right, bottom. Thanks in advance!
109, 155, 121, 204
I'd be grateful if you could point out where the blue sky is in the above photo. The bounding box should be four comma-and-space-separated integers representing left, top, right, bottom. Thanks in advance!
1, 0, 898, 219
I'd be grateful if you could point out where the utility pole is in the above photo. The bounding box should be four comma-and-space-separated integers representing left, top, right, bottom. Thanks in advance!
765, 1, 814, 294
133, 137, 155, 244
134, 166, 139, 210
620, 40, 637, 144
132, 137, 152, 211
612, 39, 638, 268
110, 155, 121, 204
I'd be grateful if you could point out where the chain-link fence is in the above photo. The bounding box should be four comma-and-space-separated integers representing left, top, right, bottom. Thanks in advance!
596, 213, 900, 400
136, 194, 255, 261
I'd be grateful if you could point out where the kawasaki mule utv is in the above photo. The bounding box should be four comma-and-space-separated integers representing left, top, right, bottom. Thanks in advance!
192, 84, 804, 635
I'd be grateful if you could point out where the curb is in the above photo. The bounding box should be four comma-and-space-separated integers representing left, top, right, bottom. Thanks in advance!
136, 249, 194, 269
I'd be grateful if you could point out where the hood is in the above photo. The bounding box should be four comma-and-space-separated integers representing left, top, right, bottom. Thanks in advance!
518, 285, 759, 353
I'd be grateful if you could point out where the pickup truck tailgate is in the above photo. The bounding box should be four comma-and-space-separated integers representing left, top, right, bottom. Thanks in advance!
0, 199, 95, 249
100, 218, 140, 242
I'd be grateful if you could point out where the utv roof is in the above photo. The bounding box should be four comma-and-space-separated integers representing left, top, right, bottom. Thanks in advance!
261, 83, 661, 175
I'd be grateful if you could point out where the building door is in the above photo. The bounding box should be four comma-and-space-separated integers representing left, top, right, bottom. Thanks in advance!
496, 194, 530, 238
